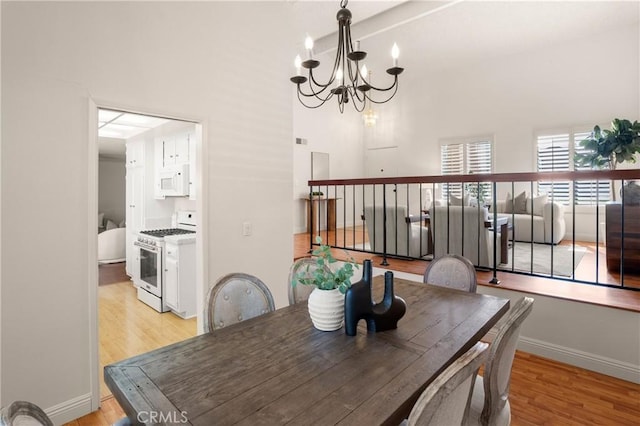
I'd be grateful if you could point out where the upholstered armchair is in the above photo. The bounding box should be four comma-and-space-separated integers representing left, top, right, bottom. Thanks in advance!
97, 227, 126, 264
494, 199, 566, 244
431, 205, 501, 268
363, 205, 431, 258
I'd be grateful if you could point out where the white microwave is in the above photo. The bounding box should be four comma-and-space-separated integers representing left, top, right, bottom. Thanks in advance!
157, 164, 190, 197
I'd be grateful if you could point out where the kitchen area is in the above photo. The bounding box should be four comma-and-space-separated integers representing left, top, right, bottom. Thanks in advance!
99, 109, 199, 320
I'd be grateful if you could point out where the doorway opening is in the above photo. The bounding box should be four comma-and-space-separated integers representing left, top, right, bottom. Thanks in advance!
96, 107, 202, 400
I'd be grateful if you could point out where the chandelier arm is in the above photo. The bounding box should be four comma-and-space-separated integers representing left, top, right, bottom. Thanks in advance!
350, 85, 366, 104
366, 81, 399, 105
362, 75, 399, 93
338, 22, 347, 85
296, 89, 331, 109
342, 85, 366, 113
306, 69, 333, 92
344, 24, 358, 85
297, 84, 335, 104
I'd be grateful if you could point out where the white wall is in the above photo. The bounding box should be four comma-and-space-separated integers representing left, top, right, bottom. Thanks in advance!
292, 78, 365, 233
1, 2, 294, 423
478, 285, 640, 384
98, 157, 126, 226
376, 267, 640, 384
385, 23, 639, 177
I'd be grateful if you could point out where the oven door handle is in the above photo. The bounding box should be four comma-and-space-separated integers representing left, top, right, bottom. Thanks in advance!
134, 241, 159, 252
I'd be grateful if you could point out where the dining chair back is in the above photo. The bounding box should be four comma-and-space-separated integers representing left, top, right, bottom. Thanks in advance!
467, 296, 534, 426
204, 273, 275, 332
288, 257, 330, 305
423, 254, 477, 293
406, 341, 489, 426
0, 401, 53, 426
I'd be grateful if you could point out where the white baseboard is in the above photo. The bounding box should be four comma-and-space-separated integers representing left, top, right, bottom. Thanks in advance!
46, 392, 94, 425
483, 329, 640, 384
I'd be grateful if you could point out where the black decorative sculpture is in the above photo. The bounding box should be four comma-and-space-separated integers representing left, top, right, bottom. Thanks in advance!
344, 260, 407, 336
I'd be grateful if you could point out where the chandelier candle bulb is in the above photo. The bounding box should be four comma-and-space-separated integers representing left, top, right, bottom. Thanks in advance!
392, 43, 399, 67
294, 55, 302, 76
305, 35, 314, 59
360, 64, 368, 80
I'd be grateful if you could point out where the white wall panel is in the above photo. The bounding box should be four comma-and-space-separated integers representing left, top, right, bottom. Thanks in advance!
1, 2, 294, 422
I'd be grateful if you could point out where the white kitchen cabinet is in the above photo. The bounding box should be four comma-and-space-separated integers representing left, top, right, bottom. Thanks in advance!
126, 138, 145, 168
161, 130, 190, 167
164, 253, 179, 309
125, 142, 145, 277
163, 238, 196, 318
189, 128, 197, 200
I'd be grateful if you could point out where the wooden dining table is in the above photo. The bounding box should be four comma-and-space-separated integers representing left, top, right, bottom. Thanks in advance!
105, 276, 510, 426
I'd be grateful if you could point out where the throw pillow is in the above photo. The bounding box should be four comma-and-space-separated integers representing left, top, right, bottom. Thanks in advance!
106, 219, 117, 230
504, 191, 527, 214
527, 194, 548, 216
449, 194, 470, 206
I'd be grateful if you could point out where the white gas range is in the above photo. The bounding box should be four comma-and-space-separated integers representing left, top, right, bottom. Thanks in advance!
134, 210, 196, 313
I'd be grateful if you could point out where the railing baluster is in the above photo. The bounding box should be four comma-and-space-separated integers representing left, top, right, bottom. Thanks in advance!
529, 180, 534, 275
490, 181, 499, 284
572, 177, 577, 280
621, 179, 625, 288
306, 170, 639, 292
595, 180, 600, 284
382, 183, 389, 266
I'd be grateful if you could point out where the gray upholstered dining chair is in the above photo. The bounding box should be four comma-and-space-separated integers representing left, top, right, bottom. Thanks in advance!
466, 297, 534, 426
423, 254, 478, 293
204, 273, 275, 332
287, 257, 331, 305
0, 401, 53, 426
405, 341, 489, 426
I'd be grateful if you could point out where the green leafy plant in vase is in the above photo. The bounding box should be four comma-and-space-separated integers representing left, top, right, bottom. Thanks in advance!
575, 118, 640, 202
294, 236, 359, 331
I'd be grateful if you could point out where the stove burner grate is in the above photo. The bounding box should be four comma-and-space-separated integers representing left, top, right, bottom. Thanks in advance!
140, 228, 196, 238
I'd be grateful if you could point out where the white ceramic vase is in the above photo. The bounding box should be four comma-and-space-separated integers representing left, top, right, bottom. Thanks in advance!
307, 288, 345, 331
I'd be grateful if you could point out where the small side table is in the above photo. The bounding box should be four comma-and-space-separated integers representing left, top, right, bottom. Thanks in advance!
303, 197, 338, 234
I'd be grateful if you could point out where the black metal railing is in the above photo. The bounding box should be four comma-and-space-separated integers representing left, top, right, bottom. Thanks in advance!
306, 170, 640, 291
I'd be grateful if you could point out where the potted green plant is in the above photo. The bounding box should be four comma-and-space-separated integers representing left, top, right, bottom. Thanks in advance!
294, 236, 358, 331
575, 118, 640, 201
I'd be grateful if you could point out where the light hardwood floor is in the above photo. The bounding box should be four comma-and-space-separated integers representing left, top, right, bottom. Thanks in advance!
65, 245, 640, 425
97, 280, 196, 399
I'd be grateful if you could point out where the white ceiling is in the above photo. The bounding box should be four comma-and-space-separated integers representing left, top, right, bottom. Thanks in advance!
391, 1, 639, 72
289, 0, 407, 42
99, 1, 638, 158
297, 1, 639, 72
98, 109, 169, 158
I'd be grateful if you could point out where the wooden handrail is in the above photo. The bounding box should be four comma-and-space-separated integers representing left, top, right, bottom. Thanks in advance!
309, 169, 640, 186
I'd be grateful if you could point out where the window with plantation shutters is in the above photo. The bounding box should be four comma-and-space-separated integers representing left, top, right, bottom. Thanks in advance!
441, 143, 464, 197
573, 131, 611, 204
536, 130, 611, 205
537, 134, 570, 203
441, 139, 493, 200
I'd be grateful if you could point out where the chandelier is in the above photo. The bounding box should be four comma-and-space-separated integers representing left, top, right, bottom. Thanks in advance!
290, 0, 404, 113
